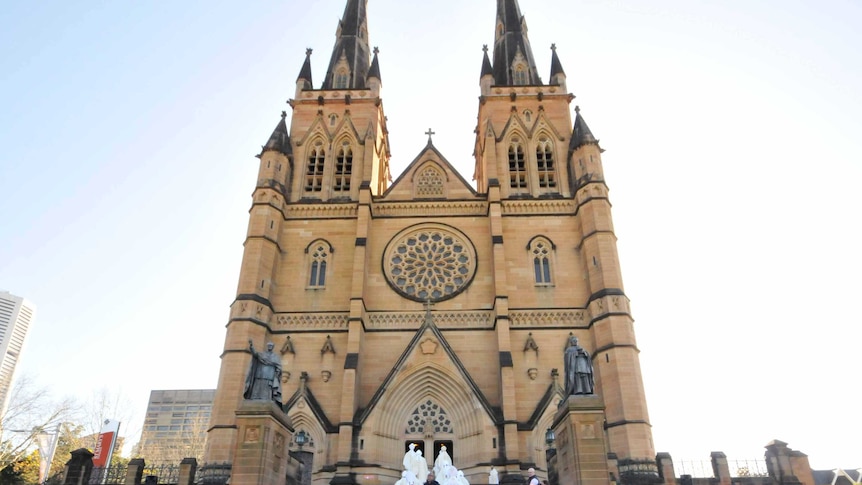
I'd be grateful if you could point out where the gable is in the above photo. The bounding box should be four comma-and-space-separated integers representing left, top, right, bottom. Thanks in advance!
381, 143, 479, 201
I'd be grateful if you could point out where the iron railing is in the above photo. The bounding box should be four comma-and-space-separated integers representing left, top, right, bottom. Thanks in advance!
729, 459, 769, 477
142, 463, 180, 484
676, 460, 714, 478
89, 465, 129, 485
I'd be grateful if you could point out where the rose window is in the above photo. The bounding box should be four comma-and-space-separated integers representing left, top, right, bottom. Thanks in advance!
384, 224, 476, 302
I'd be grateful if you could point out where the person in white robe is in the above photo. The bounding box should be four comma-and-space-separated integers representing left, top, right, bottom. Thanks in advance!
414, 449, 430, 483
434, 445, 453, 477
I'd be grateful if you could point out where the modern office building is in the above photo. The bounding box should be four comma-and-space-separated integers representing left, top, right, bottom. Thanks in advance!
137, 389, 214, 463
0, 291, 36, 417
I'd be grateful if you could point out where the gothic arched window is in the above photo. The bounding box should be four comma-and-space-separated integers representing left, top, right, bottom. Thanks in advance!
307, 241, 331, 288
528, 237, 555, 285
334, 68, 349, 89
305, 141, 326, 193
334, 141, 353, 192
536, 137, 556, 189
508, 138, 527, 191
513, 65, 528, 86
415, 165, 445, 198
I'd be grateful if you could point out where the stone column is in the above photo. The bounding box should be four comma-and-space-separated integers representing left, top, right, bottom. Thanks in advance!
231, 400, 294, 485
63, 448, 94, 485
124, 459, 145, 485
711, 452, 731, 485
765, 441, 814, 485
552, 395, 610, 485
178, 458, 198, 485
656, 452, 675, 485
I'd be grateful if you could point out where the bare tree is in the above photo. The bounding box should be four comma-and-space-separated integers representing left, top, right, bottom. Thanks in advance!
0, 374, 76, 470
80, 387, 138, 450
136, 413, 209, 464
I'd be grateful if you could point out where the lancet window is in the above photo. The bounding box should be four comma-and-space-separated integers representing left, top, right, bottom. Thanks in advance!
308, 241, 331, 288
305, 141, 326, 193
334, 141, 353, 192
334, 68, 349, 89
513, 65, 528, 86
508, 138, 527, 191
536, 137, 556, 189
529, 237, 554, 285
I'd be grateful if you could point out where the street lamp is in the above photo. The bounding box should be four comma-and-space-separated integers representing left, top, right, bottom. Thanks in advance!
295, 430, 309, 451
545, 428, 556, 448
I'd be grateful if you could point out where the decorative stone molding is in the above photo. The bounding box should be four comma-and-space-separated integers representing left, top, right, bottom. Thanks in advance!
274, 313, 349, 330
367, 310, 494, 330
372, 201, 487, 217
589, 295, 629, 319
285, 204, 358, 219
510, 309, 586, 328
501, 199, 576, 215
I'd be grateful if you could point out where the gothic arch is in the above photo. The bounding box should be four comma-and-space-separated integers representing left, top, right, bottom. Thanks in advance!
286, 403, 329, 469
412, 161, 448, 198
373, 362, 485, 440
305, 239, 333, 288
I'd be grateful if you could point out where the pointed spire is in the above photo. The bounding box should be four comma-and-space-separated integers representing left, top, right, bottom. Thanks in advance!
492, 0, 542, 86
262, 111, 291, 156
323, 0, 371, 90
296, 48, 313, 90
549, 44, 565, 80
480, 45, 493, 78
571, 106, 599, 151
367, 46, 381, 82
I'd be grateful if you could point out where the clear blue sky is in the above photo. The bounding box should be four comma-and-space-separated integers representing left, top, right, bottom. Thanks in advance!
1, 0, 860, 469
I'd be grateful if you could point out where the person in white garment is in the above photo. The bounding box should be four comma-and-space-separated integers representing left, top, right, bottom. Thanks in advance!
434, 445, 453, 477
489, 466, 499, 484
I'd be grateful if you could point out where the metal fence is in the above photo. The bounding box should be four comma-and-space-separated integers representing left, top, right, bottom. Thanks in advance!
728, 459, 769, 477
89, 465, 129, 485
142, 463, 181, 484
676, 460, 714, 478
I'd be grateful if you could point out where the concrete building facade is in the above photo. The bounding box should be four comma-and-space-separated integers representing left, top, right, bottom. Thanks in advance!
206, 1, 654, 484
138, 389, 214, 464
0, 291, 36, 417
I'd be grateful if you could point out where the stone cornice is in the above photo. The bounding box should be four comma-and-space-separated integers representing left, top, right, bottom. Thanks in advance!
285, 204, 359, 219
501, 199, 576, 215
370, 200, 487, 218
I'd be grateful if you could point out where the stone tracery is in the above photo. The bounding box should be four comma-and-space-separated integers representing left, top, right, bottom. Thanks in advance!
384, 225, 476, 302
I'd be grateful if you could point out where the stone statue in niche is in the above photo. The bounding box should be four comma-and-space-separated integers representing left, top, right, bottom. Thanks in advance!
564, 335, 594, 396
244, 340, 283, 407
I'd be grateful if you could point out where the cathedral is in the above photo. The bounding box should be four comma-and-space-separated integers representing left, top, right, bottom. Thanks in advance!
205, 1, 655, 484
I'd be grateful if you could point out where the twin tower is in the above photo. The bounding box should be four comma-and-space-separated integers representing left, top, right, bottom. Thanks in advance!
205, 1, 656, 484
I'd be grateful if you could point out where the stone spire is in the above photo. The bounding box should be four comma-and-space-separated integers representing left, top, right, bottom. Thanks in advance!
322, 0, 371, 90
261, 111, 291, 156
296, 48, 313, 91
492, 0, 542, 86
570, 106, 599, 151
480, 45, 494, 78
367, 46, 381, 83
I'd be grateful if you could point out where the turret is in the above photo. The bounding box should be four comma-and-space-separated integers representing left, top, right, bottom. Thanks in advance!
295, 48, 313, 98
479, 45, 494, 95
366, 46, 382, 96
549, 43, 567, 91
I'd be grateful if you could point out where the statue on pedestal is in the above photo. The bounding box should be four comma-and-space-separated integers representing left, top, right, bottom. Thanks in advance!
244, 340, 283, 406
564, 335, 594, 396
